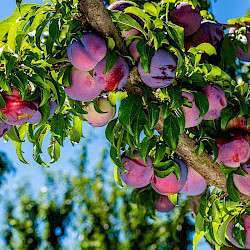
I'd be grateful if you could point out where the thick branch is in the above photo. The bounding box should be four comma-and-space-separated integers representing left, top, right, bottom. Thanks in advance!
78, 0, 128, 54
76, 0, 250, 205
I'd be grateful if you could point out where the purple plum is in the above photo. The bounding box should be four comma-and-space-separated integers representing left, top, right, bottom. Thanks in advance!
155, 195, 176, 212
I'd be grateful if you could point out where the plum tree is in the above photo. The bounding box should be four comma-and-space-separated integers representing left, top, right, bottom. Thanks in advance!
67, 33, 107, 71
216, 133, 250, 168
170, 2, 202, 36
151, 158, 188, 195
233, 162, 250, 196
227, 214, 250, 248
119, 151, 153, 188
93, 56, 129, 91
181, 92, 203, 128
203, 85, 227, 120
0, 87, 38, 126
180, 165, 207, 196
155, 195, 176, 213
138, 49, 177, 88
64, 68, 102, 102
83, 97, 116, 127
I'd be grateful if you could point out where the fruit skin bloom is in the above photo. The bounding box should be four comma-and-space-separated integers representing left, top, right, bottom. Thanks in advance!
155, 196, 176, 213
119, 151, 153, 188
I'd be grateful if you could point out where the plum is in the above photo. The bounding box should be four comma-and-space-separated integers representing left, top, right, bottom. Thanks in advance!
170, 2, 202, 36
0, 121, 12, 137
181, 92, 203, 128
28, 100, 58, 124
155, 195, 176, 213
67, 33, 107, 72
151, 158, 188, 195
185, 21, 224, 50
93, 56, 129, 91
83, 97, 116, 127
108, 1, 144, 39
203, 85, 227, 120
180, 165, 207, 196
138, 49, 177, 88
216, 133, 250, 168
119, 151, 153, 188
129, 40, 140, 61
64, 68, 102, 102
227, 117, 250, 133
0, 87, 38, 126
227, 214, 250, 249
233, 161, 250, 196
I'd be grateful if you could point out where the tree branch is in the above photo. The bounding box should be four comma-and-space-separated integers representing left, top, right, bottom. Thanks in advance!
76, 0, 250, 205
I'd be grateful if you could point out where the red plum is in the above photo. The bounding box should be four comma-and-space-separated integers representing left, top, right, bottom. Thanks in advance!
93, 56, 129, 91
64, 68, 102, 102
67, 33, 107, 71
203, 85, 227, 120
216, 133, 250, 168
151, 158, 188, 195
83, 97, 116, 127
155, 196, 176, 213
138, 49, 177, 88
119, 151, 153, 188
180, 165, 207, 196
0, 121, 12, 137
170, 2, 202, 36
181, 92, 203, 128
227, 214, 250, 249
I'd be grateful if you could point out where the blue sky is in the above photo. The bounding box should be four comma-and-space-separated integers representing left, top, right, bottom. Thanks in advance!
0, 0, 249, 249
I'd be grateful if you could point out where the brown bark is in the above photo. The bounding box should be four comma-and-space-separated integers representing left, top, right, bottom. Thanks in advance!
77, 0, 250, 205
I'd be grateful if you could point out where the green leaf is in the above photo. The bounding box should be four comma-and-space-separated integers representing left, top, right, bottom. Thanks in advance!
147, 102, 160, 129
32, 144, 49, 167
144, 2, 157, 16
235, 34, 248, 53
49, 17, 61, 45
196, 43, 217, 56
68, 127, 80, 145
153, 142, 166, 164
233, 92, 248, 117
114, 165, 123, 188
50, 113, 65, 146
232, 215, 246, 248
107, 37, 116, 50
105, 118, 118, 146
104, 50, 118, 75
195, 212, 204, 234
139, 136, 157, 163
163, 113, 179, 150
218, 215, 234, 247
73, 116, 83, 138
193, 92, 209, 119
7, 126, 23, 142
195, 141, 204, 156
47, 136, 60, 163
118, 94, 143, 135
167, 85, 182, 110
193, 232, 204, 250
168, 193, 178, 206
227, 173, 240, 202
220, 36, 237, 68
110, 145, 126, 171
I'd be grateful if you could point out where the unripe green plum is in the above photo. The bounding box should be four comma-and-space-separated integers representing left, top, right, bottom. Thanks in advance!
203, 85, 227, 120
227, 214, 250, 248
83, 97, 116, 127
151, 158, 188, 195
108, 1, 144, 39
119, 151, 153, 188
138, 49, 177, 88
180, 165, 207, 196
216, 133, 250, 168
181, 92, 203, 128
233, 161, 250, 196
0, 87, 38, 125
155, 195, 176, 213
0, 120, 12, 137
67, 33, 107, 71
64, 68, 102, 102
93, 56, 129, 91
170, 2, 202, 36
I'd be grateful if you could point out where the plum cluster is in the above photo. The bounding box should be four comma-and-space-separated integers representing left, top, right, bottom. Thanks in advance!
0, 86, 57, 137
119, 151, 207, 213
